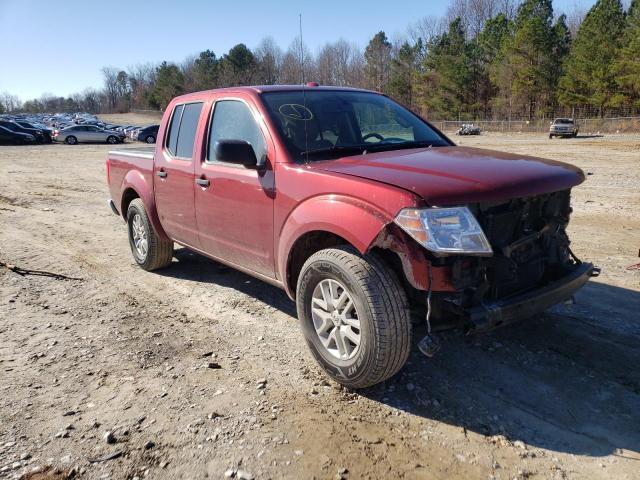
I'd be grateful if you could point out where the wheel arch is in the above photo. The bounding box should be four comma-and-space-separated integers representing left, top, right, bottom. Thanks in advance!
120, 170, 170, 241
279, 194, 394, 299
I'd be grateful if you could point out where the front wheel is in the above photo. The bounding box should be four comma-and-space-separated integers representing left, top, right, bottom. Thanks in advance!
107, 135, 118, 144
126, 199, 173, 271
296, 246, 411, 389
145, 135, 156, 144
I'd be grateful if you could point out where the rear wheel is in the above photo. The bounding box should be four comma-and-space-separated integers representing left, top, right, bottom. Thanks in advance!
145, 135, 156, 144
126, 199, 173, 271
549, 134, 553, 139
296, 246, 411, 389
65, 136, 77, 145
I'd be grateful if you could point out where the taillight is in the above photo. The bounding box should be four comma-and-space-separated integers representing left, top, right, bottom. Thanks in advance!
106, 159, 111, 184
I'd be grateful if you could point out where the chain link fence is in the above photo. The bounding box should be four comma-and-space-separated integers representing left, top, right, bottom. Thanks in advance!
433, 116, 640, 135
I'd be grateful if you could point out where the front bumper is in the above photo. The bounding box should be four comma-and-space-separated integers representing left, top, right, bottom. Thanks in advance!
466, 262, 596, 332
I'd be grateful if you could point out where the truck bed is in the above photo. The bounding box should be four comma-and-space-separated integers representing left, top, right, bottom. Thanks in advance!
108, 146, 155, 159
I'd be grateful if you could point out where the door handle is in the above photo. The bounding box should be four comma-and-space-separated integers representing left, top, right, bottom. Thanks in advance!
196, 178, 210, 187
157, 170, 167, 178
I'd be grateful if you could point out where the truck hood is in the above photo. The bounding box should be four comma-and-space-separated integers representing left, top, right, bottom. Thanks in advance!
308, 146, 585, 205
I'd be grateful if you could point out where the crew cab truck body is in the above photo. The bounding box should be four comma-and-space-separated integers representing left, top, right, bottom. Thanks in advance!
106, 85, 595, 388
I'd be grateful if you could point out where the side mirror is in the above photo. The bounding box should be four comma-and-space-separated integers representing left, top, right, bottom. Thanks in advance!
214, 139, 258, 168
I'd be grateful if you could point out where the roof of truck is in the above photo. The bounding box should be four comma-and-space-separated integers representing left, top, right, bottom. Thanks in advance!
171, 84, 375, 103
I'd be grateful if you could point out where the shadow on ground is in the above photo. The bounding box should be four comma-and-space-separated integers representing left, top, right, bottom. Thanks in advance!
159, 247, 640, 458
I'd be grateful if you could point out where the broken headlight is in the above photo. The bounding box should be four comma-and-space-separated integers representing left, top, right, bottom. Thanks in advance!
394, 207, 493, 256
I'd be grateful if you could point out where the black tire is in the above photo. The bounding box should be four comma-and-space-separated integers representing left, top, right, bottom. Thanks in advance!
107, 135, 118, 144
145, 135, 156, 144
126, 198, 173, 271
296, 246, 411, 389
549, 134, 553, 139
65, 136, 77, 145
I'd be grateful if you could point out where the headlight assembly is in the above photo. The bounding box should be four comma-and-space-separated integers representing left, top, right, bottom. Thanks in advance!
394, 207, 492, 256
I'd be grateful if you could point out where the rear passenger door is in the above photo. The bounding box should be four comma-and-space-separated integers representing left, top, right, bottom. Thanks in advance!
86, 126, 103, 142
194, 96, 276, 277
154, 101, 204, 248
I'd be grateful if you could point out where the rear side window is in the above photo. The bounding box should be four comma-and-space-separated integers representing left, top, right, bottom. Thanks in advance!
176, 103, 203, 157
166, 104, 184, 155
165, 103, 203, 158
207, 100, 266, 163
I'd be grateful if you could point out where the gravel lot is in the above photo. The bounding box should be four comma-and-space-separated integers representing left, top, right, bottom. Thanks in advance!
1, 127, 639, 480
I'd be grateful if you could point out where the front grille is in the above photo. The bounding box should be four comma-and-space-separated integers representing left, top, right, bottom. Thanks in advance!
470, 190, 573, 299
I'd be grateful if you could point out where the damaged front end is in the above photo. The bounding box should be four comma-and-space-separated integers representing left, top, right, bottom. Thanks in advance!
374, 189, 597, 333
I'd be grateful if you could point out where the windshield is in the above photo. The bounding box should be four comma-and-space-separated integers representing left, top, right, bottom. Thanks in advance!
554, 119, 574, 124
261, 90, 450, 160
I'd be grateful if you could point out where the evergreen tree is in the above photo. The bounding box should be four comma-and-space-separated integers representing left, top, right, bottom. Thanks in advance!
388, 42, 419, 106
559, 0, 626, 115
614, 0, 640, 109
193, 50, 219, 90
479, 13, 514, 118
219, 44, 257, 86
364, 32, 392, 92
418, 18, 477, 119
507, 0, 559, 119
549, 14, 572, 113
149, 62, 184, 110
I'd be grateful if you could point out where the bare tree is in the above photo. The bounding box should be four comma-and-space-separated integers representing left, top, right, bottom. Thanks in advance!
180, 55, 198, 93
255, 37, 283, 84
446, 0, 518, 38
0, 91, 22, 113
101, 67, 120, 112
280, 37, 314, 84
127, 63, 157, 109
563, 1, 587, 37
409, 15, 447, 45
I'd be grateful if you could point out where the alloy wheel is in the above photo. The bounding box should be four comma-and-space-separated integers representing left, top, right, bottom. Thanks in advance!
311, 279, 361, 360
131, 213, 148, 258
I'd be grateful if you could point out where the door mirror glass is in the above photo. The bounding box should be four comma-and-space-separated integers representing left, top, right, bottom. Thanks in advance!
214, 140, 258, 168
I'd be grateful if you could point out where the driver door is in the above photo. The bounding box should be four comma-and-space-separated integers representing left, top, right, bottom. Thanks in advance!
194, 95, 276, 278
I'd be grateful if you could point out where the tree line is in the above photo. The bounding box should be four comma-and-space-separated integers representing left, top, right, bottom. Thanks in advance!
2, 0, 638, 121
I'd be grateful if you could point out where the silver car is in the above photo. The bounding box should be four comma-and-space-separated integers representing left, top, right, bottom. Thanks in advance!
53, 125, 126, 145
549, 118, 578, 138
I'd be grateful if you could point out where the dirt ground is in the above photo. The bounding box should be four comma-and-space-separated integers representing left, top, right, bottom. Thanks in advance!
1, 125, 639, 480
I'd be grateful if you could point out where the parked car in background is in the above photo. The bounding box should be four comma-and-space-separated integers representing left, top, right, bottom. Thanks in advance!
136, 125, 159, 143
549, 118, 578, 138
456, 123, 481, 135
14, 120, 54, 142
53, 125, 126, 145
0, 125, 36, 145
0, 120, 48, 143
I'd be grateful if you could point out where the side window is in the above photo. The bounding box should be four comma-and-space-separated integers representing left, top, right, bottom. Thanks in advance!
176, 103, 203, 158
208, 100, 267, 163
165, 104, 184, 156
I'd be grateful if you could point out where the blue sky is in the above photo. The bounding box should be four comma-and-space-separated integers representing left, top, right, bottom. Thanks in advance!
0, 0, 595, 100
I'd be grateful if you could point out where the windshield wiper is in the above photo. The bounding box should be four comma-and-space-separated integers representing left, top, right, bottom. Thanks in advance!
364, 140, 434, 152
299, 140, 438, 159
299, 145, 368, 157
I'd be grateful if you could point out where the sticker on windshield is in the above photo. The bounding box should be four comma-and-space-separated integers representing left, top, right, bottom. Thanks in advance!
278, 104, 313, 121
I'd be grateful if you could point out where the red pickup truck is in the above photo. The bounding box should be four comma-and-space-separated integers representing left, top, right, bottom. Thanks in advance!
106, 85, 595, 388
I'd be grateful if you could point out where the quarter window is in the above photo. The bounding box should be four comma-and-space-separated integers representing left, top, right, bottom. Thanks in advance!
165, 104, 184, 156
208, 100, 266, 163
176, 103, 203, 158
